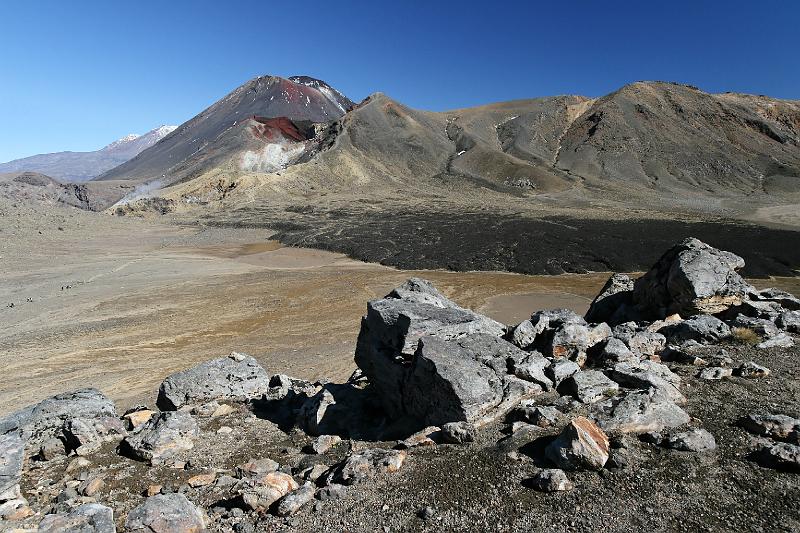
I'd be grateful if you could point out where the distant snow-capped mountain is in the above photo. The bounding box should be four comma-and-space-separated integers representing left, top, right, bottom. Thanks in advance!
0, 125, 177, 182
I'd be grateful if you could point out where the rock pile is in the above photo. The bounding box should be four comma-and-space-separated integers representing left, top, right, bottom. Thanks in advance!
0, 238, 797, 529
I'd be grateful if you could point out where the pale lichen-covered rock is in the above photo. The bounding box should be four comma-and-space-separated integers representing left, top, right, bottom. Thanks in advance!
607, 360, 685, 405
751, 441, 800, 472
38, 503, 116, 533
125, 493, 205, 532
660, 427, 717, 452
157, 352, 272, 410
592, 389, 690, 434
0, 433, 24, 502
739, 414, 800, 444
276, 484, 316, 516
120, 412, 199, 464
545, 417, 609, 471
633, 238, 753, 318
660, 315, 731, 345
557, 370, 620, 404
326, 448, 407, 486
528, 469, 574, 492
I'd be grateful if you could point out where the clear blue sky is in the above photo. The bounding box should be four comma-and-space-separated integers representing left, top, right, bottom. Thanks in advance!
1, 0, 798, 163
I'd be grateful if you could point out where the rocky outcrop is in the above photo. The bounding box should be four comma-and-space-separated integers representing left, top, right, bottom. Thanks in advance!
157, 353, 272, 410
633, 238, 753, 318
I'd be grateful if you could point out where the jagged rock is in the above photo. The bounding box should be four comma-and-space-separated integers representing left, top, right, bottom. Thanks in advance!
326, 448, 406, 485
37, 503, 115, 532
528, 469, 574, 492
751, 442, 800, 472
187, 473, 216, 488
0, 497, 31, 520
729, 315, 781, 339
661, 428, 717, 452
585, 273, 634, 325
441, 421, 476, 444
157, 353, 271, 410
546, 359, 581, 386
300, 464, 329, 482
660, 315, 731, 345
547, 322, 611, 366
120, 411, 199, 464
777, 310, 800, 332
123, 409, 155, 431
557, 371, 620, 404
592, 389, 690, 434
597, 337, 640, 365
0, 388, 115, 448
756, 333, 794, 349
79, 475, 106, 497
632, 238, 753, 318
697, 367, 733, 380
400, 334, 540, 427
276, 484, 315, 516
355, 279, 514, 425
750, 287, 800, 310
125, 493, 205, 532
739, 414, 800, 444
734, 361, 771, 378
509, 319, 547, 351
512, 351, 553, 390
63, 416, 127, 455
627, 331, 667, 357
0, 433, 24, 502
607, 361, 685, 404
545, 417, 609, 471
236, 458, 280, 478
305, 434, 342, 454
238, 471, 299, 512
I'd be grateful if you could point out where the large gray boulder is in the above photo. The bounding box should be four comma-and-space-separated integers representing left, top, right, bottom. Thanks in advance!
0, 433, 24, 502
355, 279, 536, 427
38, 503, 116, 533
125, 493, 205, 532
592, 389, 690, 434
157, 352, 272, 410
0, 389, 116, 448
607, 360, 685, 405
121, 412, 199, 464
660, 315, 731, 345
633, 238, 753, 318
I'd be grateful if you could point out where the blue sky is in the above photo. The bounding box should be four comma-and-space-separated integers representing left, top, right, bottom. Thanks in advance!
1, 0, 798, 163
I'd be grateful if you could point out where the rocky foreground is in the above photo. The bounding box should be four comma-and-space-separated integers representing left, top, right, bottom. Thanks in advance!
1, 238, 799, 532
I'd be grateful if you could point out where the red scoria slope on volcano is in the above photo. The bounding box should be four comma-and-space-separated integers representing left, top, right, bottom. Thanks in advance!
97, 75, 354, 185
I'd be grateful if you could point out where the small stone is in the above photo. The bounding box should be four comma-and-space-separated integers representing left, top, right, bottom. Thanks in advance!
211, 404, 235, 418
123, 409, 155, 431
545, 417, 609, 470
37, 503, 114, 532
125, 493, 205, 532
661, 428, 717, 452
441, 421, 476, 444
187, 472, 216, 487
316, 483, 347, 501
276, 484, 316, 516
39, 437, 66, 461
78, 475, 105, 496
305, 434, 342, 454
236, 458, 279, 478
528, 469, 574, 492
734, 361, 770, 378
146, 484, 163, 497
65, 456, 91, 473
756, 333, 794, 349
216, 426, 233, 435
739, 414, 800, 443
697, 367, 732, 380
751, 441, 800, 472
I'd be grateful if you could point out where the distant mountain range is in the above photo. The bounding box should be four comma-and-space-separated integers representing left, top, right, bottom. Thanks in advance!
0, 125, 176, 182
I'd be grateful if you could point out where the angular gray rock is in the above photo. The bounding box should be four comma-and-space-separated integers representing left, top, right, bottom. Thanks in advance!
63, 416, 127, 455
305, 434, 342, 454
592, 389, 691, 434
528, 469, 574, 492
545, 417, 609, 470
354, 279, 507, 424
121, 412, 199, 464
157, 352, 271, 410
276, 484, 316, 516
739, 414, 800, 444
326, 448, 406, 486
729, 315, 781, 339
597, 337, 640, 365
633, 238, 753, 318
546, 359, 581, 386
697, 366, 733, 380
750, 287, 800, 311
777, 310, 800, 333
512, 351, 553, 390
751, 441, 800, 472
38, 503, 116, 533
547, 322, 611, 366
661, 428, 717, 452
660, 315, 731, 345
0, 433, 24, 502
756, 332, 794, 349
0, 388, 115, 448
125, 493, 205, 532
557, 370, 620, 404
441, 421, 476, 444
734, 361, 770, 379
607, 360, 685, 404
585, 273, 634, 325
